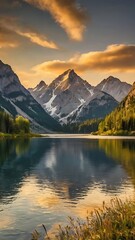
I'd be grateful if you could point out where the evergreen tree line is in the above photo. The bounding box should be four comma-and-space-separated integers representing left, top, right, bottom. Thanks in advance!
98, 107, 135, 134
62, 118, 101, 133
0, 111, 30, 134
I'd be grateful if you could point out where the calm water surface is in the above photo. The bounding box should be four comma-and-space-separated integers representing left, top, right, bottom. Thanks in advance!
0, 137, 135, 239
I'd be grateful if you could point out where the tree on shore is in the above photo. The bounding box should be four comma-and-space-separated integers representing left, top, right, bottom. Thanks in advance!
0, 111, 30, 134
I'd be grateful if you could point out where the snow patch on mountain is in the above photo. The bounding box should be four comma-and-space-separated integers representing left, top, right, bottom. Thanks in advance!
0, 60, 61, 132
96, 76, 131, 102
79, 98, 85, 104
29, 70, 131, 124
43, 91, 58, 116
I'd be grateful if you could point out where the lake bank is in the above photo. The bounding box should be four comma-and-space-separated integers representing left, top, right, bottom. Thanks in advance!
33, 198, 135, 240
0, 132, 44, 139
43, 133, 135, 139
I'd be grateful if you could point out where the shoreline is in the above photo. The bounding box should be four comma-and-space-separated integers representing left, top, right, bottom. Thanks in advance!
42, 133, 135, 139
1, 132, 135, 139
0, 133, 43, 139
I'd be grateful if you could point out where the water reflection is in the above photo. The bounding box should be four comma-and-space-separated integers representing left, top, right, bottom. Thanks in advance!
0, 138, 135, 204
0, 138, 52, 204
0, 137, 135, 239
99, 139, 135, 187
35, 139, 129, 200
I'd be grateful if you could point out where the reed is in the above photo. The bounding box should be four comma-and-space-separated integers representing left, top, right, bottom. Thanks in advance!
32, 198, 135, 240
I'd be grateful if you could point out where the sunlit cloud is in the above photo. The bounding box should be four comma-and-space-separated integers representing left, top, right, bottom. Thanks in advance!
0, 26, 19, 48
24, 0, 87, 41
33, 44, 135, 74
0, 16, 58, 49
16, 30, 58, 49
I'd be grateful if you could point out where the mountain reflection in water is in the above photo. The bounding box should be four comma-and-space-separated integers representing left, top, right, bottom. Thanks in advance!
0, 137, 135, 240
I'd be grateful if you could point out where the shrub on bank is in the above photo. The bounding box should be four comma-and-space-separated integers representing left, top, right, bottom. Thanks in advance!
32, 198, 135, 240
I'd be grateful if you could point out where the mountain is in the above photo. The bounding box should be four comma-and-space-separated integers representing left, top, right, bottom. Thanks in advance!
29, 69, 94, 122
0, 60, 61, 132
30, 70, 119, 124
66, 89, 118, 123
96, 76, 131, 102
98, 82, 135, 134
29, 80, 47, 102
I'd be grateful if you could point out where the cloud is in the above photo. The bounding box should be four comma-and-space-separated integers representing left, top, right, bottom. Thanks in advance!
24, 0, 87, 41
33, 44, 135, 74
16, 30, 58, 49
0, 26, 19, 48
0, 0, 21, 8
0, 16, 58, 49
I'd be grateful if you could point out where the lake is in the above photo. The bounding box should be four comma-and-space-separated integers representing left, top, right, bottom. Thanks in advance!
0, 136, 135, 239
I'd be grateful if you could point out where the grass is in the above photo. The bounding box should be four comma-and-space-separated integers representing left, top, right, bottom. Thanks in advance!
0, 132, 44, 139
32, 198, 135, 240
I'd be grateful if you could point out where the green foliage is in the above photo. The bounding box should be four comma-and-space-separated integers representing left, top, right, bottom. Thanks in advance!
78, 118, 101, 133
15, 116, 30, 133
0, 111, 30, 134
32, 198, 135, 240
63, 119, 101, 133
98, 93, 135, 135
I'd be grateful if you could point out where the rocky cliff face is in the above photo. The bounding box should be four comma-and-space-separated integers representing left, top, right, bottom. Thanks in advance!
29, 80, 47, 103
66, 89, 118, 123
29, 69, 94, 121
30, 70, 120, 123
96, 76, 131, 102
0, 60, 61, 132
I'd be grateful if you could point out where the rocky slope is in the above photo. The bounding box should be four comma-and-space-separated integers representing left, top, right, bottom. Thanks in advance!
66, 89, 118, 123
96, 76, 131, 102
29, 69, 94, 122
29, 80, 47, 103
0, 60, 61, 132
30, 70, 120, 123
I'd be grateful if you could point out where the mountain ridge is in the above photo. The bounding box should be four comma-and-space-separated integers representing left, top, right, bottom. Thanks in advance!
29, 69, 94, 122
0, 60, 61, 133
30, 70, 131, 123
96, 76, 131, 102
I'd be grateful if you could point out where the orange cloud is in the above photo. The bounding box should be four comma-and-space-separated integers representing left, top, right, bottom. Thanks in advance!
0, 16, 58, 49
0, 26, 19, 48
33, 44, 135, 73
24, 0, 87, 41
16, 30, 58, 49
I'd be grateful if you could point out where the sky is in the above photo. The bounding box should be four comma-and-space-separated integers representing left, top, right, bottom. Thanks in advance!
0, 0, 135, 88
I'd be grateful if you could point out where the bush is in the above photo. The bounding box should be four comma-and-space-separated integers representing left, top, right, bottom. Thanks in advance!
32, 198, 135, 240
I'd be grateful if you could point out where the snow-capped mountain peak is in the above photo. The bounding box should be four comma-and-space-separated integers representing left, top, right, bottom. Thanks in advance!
0, 60, 29, 97
29, 80, 48, 101
0, 60, 61, 132
29, 69, 93, 121
37, 80, 47, 89
29, 71, 131, 124
96, 76, 131, 102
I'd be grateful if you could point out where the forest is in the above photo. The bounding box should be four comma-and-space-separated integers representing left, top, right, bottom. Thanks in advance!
98, 101, 135, 134
0, 111, 30, 134
62, 118, 101, 133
